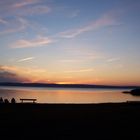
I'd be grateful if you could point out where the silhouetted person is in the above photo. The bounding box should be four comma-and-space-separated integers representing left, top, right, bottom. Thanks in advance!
11, 98, 16, 103
4, 99, 9, 104
0, 97, 4, 103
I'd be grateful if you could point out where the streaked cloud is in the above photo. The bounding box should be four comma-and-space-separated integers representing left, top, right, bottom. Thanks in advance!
59, 59, 82, 63
0, 0, 51, 18
1, 65, 43, 73
1, 66, 47, 75
12, 0, 51, 16
17, 57, 35, 62
0, 65, 56, 83
64, 68, 94, 73
16, 5, 51, 16
0, 16, 49, 36
69, 10, 80, 18
10, 36, 53, 48
0, 17, 28, 35
12, 0, 39, 8
0, 65, 30, 83
59, 46, 104, 62
107, 58, 120, 62
60, 13, 120, 38
0, 18, 8, 24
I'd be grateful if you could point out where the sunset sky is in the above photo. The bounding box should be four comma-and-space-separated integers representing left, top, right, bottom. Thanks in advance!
0, 0, 140, 86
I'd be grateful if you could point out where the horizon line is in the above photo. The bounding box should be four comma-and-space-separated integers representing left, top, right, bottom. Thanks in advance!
0, 82, 140, 88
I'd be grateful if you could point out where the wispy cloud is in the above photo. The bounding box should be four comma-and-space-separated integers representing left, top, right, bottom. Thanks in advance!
0, 16, 49, 36
0, 65, 47, 75
0, 0, 51, 18
59, 59, 82, 63
0, 65, 30, 82
12, 0, 39, 8
0, 65, 50, 83
11, 36, 53, 48
59, 46, 104, 62
11, 0, 51, 16
60, 13, 120, 38
17, 57, 35, 62
0, 17, 28, 35
107, 58, 120, 62
0, 1, 51, 36
69, 10, 80, 18
16, 5, 51, 16
0, 18, 8, 24
64, 68, 94, 73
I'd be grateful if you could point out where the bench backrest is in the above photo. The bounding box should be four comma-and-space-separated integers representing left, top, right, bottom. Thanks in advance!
20, 99, 37, 101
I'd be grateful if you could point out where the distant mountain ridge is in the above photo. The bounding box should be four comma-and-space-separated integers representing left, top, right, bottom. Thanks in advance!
0, 82, 139, 89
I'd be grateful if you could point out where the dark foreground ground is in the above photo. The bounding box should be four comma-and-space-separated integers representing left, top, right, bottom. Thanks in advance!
0, 103, 140, 140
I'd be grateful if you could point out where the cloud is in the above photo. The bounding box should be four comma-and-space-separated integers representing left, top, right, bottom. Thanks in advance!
64, 68, 94, 73
0, 16, 49, 36
59, 59, 82, 63
0, 0, 51, 18
10, 36, 53, 48
17, 57, 35, 62
25, 5, 50, 15
0, 66, 47, 75
0, 18, 8, 24
12, 0, 51, 16
0, 65, 50, 83
16, 5, 51, 16
0, 17, 28, 35
69, 10, 80, 18
0, 66, 30, 83
60, 13, 120, 38
12, 0, 39, 8
107, 58, 120, 62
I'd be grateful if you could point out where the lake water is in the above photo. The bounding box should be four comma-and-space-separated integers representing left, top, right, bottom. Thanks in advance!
0, 86, 140, 103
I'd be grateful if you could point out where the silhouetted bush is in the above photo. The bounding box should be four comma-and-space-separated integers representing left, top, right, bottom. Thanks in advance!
4, 99, 9, 103
0, 97, 4, 103
11, 98, 16, 103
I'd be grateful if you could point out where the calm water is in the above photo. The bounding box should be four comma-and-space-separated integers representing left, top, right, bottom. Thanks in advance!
0, 86, 140, 103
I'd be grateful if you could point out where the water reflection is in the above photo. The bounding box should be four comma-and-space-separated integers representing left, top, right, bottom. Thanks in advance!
0, 87, 140, 103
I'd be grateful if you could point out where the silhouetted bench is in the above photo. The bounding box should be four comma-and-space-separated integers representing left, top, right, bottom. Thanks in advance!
20, 99, 37, 103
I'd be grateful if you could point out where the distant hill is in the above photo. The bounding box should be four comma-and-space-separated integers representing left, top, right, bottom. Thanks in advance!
0, 82, 139, 89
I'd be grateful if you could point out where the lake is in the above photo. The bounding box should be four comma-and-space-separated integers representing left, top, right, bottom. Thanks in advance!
0, 86, 140, 103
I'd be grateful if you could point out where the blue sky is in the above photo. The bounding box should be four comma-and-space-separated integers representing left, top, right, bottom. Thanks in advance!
0, 0, 140, 85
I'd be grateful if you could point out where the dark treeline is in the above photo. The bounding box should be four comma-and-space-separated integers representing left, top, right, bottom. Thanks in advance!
0, 82, 139, 89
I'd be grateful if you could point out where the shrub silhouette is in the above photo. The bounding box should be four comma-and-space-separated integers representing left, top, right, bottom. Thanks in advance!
4, 99, 9, 103
11, 98, 16, 103
0, 97, 3, 103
